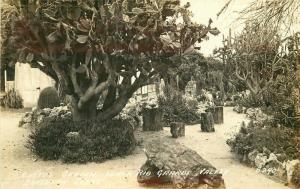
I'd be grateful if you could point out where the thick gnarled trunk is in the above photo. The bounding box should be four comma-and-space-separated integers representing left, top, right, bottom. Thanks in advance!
69, 95, 98, 122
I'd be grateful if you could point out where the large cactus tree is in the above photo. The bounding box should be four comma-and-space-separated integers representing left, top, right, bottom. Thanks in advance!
9, 0, 219, 122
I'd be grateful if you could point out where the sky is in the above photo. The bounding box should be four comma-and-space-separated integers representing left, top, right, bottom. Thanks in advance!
181, 0, 253, 56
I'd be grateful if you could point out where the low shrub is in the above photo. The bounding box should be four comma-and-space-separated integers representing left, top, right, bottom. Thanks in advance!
62, 119, 135, 163
27, 114, 73, 160
27, 113, 136, 163
236, 92, 262, 109
0, 89, 23, 109
119, 98, 144, 130
158, 85, 200, 125
37, 87, 60, 109
227, 121, 299, 163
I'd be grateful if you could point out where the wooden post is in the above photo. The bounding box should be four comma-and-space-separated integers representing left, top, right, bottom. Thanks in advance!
200, 112, 215, 132
170, 122, 185, 138
142, 108, 163, 131
213, 106, 224, 124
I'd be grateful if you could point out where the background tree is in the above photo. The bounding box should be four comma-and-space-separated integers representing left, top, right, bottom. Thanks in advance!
8, 0, 219, 122
175, 53, 226, 97
216, 22, 298, 127
239, 0, 300, 31
0, 1, 20, 91
240, 0, 300, 128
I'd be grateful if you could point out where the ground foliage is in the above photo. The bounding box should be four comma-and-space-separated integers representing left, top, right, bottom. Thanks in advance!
61, 119, 135, 163
169, 52, 228, 99
0, 89, 24, 109
215, 22, 298, 128
27, 114, 136, 163
158, 84, 200, 125
27, 112, 74, 160
227, 120, 299, 163
0, 1, 19, 69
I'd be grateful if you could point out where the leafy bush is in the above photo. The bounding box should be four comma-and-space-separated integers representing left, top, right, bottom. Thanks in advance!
158, 85, 200, 125
27, 111, 73, 160
62, 119, 135, 163
227, 121, 299, 162
119, 98, 144, 130
37, 87, 60, 109
261, 73, 297, 128
0, 89, 23, 109
27, 114, 136, 163
236, 92, 263, 108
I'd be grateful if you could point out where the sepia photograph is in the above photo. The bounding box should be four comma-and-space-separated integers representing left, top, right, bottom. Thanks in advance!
0, 0, 299, 189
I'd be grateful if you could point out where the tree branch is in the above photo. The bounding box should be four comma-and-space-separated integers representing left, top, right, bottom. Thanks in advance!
51, 61, 71, 94
30, 60, 58, 82
71, 58, 83, 97
96, 71, 156, 121
77, 70, 99, 109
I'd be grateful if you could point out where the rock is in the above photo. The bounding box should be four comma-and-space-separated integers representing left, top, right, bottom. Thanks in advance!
62, 111, 72, 120
36, 113, 45, 125
245, 108, 274, 124
265, 153, 283, 175
138, 139, 225, 189
233, 106, 243, 113
41, 108, 51, 115
276, 166, 287, 181
255, 153, 268, 169
246, 108, 256, 119
19, 112, 33, 127
20, 106, 72, 128
276, 153, 288, 163
170, 122, 185, 138
263, 147, 271, 156
248, 150, 259, 165
120, 102, 143, 130
286, 160, 300, 188
66, 132, 80, 139
224, 101, 235, 107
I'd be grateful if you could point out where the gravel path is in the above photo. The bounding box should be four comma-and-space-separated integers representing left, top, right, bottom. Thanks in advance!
0, 107, 289, 189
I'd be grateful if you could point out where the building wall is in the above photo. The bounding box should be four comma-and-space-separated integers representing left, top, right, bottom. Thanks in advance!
14, 63, 55, 108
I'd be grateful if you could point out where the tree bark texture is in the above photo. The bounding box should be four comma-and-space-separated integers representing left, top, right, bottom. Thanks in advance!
142, 108, 163, 131
213, 106, 224, 124
170, 122, 185, 138
200, 112, 215, 132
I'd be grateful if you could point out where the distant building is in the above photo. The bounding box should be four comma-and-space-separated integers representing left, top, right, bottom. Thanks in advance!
134, 76, 160, 100
1, 63, 54, 107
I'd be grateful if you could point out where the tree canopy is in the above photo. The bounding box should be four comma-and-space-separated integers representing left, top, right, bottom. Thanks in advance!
8, 0, 219, 121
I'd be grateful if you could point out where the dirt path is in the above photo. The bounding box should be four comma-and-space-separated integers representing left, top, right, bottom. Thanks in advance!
0, 107, 289, 189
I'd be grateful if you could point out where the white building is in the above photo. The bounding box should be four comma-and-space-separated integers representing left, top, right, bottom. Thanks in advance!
3, 63, 55, 107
